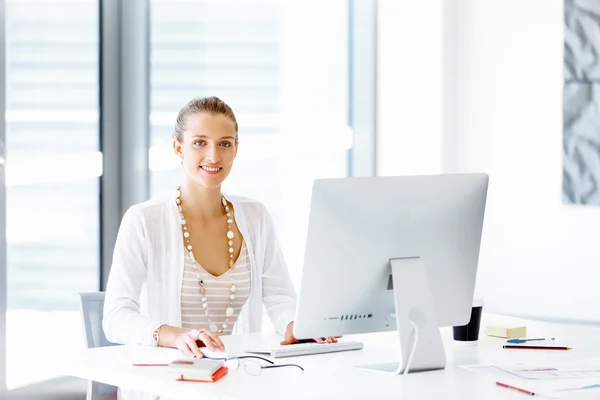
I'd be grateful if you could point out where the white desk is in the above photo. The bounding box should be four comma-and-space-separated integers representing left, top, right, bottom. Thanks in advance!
63, 314, 600, 399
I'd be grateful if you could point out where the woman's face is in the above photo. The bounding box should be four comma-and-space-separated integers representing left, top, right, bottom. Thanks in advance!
173, 112, 238, 189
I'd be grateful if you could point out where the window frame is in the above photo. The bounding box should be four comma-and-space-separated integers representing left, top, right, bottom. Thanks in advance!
0, 0, 7, 395
100, 0, 150, 289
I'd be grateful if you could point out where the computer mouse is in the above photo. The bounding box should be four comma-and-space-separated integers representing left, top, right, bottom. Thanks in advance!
199, 347, 230, 359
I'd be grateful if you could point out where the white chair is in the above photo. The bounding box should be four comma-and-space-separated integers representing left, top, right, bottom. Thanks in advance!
79, 292, 118, 400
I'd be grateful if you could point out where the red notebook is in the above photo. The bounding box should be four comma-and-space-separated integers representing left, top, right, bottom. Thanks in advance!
176, 366, 228, 383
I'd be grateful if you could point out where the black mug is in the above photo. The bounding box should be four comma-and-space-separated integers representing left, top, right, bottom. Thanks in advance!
453, 299, 483, 341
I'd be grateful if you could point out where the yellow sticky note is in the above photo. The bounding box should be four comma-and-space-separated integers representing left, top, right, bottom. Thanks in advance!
485, 325, 527, 339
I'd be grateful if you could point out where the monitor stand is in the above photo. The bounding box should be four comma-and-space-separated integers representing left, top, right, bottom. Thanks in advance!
356, 257, 446, 374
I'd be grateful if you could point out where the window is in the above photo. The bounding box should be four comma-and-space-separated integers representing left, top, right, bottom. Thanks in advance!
149, 0, 352, 296
5, 0, 100, 388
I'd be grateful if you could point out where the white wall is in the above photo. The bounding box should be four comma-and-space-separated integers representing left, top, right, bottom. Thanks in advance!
379, 0, 600, 323
378, 0, 444, 176
452, 0, 600, 323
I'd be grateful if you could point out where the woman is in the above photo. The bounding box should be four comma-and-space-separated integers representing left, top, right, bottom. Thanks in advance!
103, 96, 334, 363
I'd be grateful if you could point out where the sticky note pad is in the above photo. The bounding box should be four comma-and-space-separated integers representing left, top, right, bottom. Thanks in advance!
485, 324, 527, 339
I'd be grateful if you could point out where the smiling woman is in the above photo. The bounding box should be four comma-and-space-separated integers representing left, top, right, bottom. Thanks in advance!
103, 96, 337, 399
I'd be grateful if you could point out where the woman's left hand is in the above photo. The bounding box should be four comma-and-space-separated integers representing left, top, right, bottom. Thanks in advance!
280, 321, 341, 345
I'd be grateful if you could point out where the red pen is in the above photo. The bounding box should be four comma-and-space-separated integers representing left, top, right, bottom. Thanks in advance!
496, 381, 535, 396
503, 345, 571, 350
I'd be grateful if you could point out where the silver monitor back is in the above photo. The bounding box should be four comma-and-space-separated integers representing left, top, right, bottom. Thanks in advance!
293, 173, 489, 339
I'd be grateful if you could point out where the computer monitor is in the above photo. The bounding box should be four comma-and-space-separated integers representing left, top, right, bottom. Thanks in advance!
293, 173, 488, 374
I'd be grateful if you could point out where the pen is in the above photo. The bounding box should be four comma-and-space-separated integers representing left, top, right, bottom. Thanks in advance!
503, 345, 571, 350
496, 381, 535, 396
507, 337, 555, 344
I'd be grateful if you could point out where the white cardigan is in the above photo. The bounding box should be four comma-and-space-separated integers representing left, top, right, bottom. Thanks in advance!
103, 192, 297, 348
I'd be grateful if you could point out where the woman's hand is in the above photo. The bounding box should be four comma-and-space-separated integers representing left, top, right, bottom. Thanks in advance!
174, 328, 225, 358
280, 321, 341, 345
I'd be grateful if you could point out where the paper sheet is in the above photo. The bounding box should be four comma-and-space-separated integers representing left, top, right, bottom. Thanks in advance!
460, 363, 600, 398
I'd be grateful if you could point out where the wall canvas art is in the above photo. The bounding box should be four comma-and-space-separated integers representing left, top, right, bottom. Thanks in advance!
564, 0, 600, 205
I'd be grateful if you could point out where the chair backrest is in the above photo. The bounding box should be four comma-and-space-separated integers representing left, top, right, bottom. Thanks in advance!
79, 292, 118, 400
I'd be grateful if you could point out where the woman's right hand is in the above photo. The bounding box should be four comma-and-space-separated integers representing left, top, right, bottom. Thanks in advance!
174, 328, 225, 358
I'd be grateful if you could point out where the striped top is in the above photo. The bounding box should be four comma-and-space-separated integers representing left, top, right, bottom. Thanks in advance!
180, 241, 251, 335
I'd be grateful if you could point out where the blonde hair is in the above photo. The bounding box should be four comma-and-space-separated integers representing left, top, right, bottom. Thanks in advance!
173, 96, 238, 141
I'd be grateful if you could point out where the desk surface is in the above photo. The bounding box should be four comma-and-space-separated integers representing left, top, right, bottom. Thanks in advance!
64, 314, 600, 399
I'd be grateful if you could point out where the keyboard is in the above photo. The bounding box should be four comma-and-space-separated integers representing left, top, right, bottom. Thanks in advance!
245, 341, 364, 359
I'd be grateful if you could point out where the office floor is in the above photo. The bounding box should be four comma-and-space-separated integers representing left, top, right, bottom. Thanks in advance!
8, 376, 86, 400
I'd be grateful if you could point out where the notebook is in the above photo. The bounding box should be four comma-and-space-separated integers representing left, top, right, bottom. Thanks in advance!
168, 358, 228, 382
